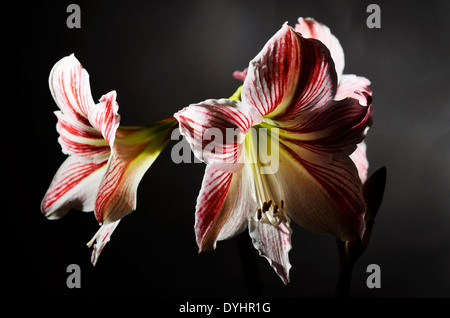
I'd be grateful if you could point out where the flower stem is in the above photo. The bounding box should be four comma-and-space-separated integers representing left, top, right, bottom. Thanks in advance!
335, 166, 387, 298
236, 233, 263, 297
335, 239, 354, 298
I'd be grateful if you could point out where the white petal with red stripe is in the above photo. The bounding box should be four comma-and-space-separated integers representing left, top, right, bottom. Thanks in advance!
295, 17, 345, 81
88, 91, 121, 148
249, 212, 292, 285
275, 145, 365, 241
278, 93, 373, 155
89, 220, 121, 266
269, 32, 338, 126
241, 24, 301, 118
55, 111, 111, 163
174, 98, 262, 173
195, 163, 257, 251
41, 156, 107, 219
94, 120, 177, 224
49, 54, 95, 121
194, 165, 234, 251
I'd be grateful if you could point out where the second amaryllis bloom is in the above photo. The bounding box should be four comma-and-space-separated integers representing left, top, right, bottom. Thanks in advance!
41, 54, 177, 264
175, 22, 373, 284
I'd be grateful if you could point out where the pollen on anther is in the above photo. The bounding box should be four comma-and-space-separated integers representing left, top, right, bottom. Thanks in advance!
262, 200, 272, 212
273, 204, 279, 214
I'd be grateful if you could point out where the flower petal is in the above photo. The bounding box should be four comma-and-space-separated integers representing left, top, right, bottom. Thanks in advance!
95, 119, 177, 224
242, 23, 338, 124
49, 54, 95, 121
350, 141, 369, 183
174, 99, 262, 173
89, 220, 120, 266
195, 163, 257, 251
276, 142, 365, 241
271, 94, 372, 240
248, 213, 292, 285
278, 92, 373, 154
88, 91, 121, 147
335, 74, 372, 102
270, 33, 338, 125
233, 68, 248, 82
55, 111, 111, 162
295, 17, 345, 81
194, 165, 233, 251
41, 156, 107, 219
241, 23, 301, 118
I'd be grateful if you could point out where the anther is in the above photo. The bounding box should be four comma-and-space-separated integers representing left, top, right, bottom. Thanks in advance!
280, 200, 284, 210
257, 208, 262, 220
262, 200, 272, 212
273, 204, 279, 215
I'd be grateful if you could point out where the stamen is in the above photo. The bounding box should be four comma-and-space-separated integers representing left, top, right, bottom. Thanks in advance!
262, 200, 272, 212
273, 204, 279, 215
256, 198, 287, 226
86, 225, 105, 248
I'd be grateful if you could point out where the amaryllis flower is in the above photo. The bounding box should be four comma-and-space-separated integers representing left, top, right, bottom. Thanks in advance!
41, 54, 177, 264
234, 18, 372, 183
175, 22, 373, 284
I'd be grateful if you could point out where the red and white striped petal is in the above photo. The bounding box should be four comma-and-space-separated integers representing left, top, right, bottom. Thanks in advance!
174, 99, 262, 173
94, 120, 177, 224
41, 156, 107, 219
295, 17, 345, 81
194, 166, 241, 251
335, 74, 372, 102
248, 213, 292, 285
49, 54, 95, 121
55, 111, 111, 163
50, 55, 121, 163
88, 91, 121, 148
194, 166, 232, 251
241, 23, 301, 118
278, 92, 373, 155
274, 95, 372, 240
276, 145, 365, 241
269, 31, 338, 125
89, 220, 120, 266
195, 164, 256, 251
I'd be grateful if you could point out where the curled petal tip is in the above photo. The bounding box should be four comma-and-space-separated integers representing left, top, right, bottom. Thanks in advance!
354, 90, 372, 107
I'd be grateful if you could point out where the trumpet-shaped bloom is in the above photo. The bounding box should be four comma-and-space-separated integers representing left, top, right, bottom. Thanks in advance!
234, 18, 372, 182
175, 22, 373, 284
41, 55, 177, 264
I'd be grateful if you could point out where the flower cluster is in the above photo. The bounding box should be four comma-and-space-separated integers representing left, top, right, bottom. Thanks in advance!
42, 18, 375, 284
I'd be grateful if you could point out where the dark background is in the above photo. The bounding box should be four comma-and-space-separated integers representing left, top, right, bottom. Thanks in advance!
12, 0, 449, 299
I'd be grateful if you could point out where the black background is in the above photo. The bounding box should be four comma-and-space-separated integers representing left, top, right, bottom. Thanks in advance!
12, 0, 449, 299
